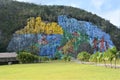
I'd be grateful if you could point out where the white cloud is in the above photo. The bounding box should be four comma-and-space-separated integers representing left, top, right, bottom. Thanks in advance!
91, 0, 106, 10
68, 4, 80, 8
100, 9, 120, 28
16, 0, 27, 2
16, 0, 32, 2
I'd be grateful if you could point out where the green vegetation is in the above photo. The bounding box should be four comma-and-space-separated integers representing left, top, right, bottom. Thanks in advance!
89, 52, 103, 64
0, 0, 120, 52
89, 47, 120, 68
102, 47, 120, 68
17, 51, 49, 63
17, 51, 40, 63
77, 51, 90, 61
0, 62, 120, 80
62, 54, 71, 61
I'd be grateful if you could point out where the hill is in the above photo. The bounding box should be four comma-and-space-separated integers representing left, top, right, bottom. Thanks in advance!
0, 0, 120, 52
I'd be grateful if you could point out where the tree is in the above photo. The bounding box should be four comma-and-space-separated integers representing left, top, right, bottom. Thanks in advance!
110, 47, 118, 68
102, 47, 115, 68
103, 47, 119, 68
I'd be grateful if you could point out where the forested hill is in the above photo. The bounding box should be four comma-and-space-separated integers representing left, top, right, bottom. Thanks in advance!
0, 0, 120, 52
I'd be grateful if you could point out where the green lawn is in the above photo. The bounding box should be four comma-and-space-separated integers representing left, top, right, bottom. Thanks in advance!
0, 61, 120, 80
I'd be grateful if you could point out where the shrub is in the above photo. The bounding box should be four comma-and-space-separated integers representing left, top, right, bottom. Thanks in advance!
62, 54, 71, 61
54, 51, 62, 60
17, 51, 39, 63
89, 52, 102, 63
77, 51, 90, 61
40, 56, 49, 62
34, 55, 40, 62
62, 55, 67, 61
67, 56, 71, 61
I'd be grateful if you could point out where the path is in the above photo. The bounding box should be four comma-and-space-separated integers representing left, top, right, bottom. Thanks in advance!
72, 59, 120, 68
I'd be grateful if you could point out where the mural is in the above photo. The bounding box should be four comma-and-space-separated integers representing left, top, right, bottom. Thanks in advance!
7, 17, 63, 58
38, 34, 62, 57
7, 15, 114, 58
58, 15, 114, 53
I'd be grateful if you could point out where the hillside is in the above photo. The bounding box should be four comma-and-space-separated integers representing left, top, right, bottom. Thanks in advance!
0, 0, 120, 52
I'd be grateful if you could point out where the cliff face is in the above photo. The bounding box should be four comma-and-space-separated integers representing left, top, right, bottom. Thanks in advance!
58, 16, 114, 50
7, 34, 62, 57
7, 15, 114, 57
7, 34, 37, 52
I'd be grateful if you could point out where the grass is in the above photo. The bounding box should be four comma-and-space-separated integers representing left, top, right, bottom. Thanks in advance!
0, 61, 120, 80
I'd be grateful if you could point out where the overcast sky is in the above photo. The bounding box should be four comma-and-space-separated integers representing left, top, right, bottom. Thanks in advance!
16, 0, 120, 28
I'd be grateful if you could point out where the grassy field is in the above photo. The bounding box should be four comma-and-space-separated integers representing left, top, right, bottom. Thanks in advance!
0, 61, 120, 80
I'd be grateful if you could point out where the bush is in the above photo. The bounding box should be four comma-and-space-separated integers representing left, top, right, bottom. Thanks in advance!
89, 52, 103, 64
67, 56, 71, 61
62, 55, 67, 61
40, 56, 49, 62
77, 51, 90, 61
17, 51, 39, 63
89, 52, 99, 62
62, 54, 71, 61
34, 55, 40, 62
54, 51, 62, 60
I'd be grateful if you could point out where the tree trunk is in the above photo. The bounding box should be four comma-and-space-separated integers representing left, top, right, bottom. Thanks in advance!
115, 59, 116, 69
95, 61, 97, 66
110, 61, 112, 68
104, 60, 107, 68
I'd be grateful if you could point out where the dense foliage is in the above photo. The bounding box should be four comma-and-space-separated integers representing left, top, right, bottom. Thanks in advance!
77, 51, 90, 61
17, 51, 49, 63
89, 52, 103, 63
17, 51, 39, 63
89, 47, 120, 68
0, 0, 120, 52
62, 54, 71, 61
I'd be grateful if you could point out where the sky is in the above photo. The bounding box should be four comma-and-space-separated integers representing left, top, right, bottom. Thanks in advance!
16, 0, 120, 28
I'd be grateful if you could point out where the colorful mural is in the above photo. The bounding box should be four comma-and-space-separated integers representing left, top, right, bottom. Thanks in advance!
38, 34, 62, 57
7, 15, 114, 58
58, 15, 114, 53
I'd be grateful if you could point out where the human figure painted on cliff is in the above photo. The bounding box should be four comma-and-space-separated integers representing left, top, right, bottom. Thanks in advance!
92, 37, 99, 53
99, 36, 106, 52
92, 36, 109, 53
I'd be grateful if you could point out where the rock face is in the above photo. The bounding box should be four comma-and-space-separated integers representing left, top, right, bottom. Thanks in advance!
38, 34, 62, 57
7, 34, 62, 57
7, 15, 114, 57
58, 15, 114, 53
7, 34, 37, 51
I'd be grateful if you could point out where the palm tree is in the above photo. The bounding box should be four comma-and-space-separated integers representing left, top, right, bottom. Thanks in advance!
89, 52, 100, 65
110, 47, 118, 68
106, 48, 114, 68
103, 51, 109, 68
114, 51, 120, 68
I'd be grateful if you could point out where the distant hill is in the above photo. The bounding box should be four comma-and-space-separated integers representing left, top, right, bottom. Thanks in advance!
0, 0, 120, 52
